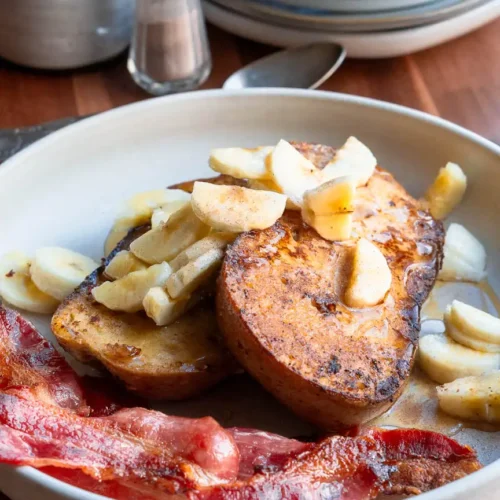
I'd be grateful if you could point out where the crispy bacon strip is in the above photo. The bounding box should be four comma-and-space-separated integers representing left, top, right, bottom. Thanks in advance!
0, 307, 482, 499
228, 428, 309, 479
0, 307, 86, 412
188, 429, 481, 499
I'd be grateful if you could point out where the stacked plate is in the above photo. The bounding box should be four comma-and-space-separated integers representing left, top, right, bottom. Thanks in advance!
203, 0, 500, 57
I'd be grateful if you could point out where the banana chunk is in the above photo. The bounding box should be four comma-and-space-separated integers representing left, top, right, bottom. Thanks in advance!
104, 189, 191, 256
104, 251, 148, 280
418, 333, 500, 384
301, 176, 356, 242
247, 179, 300, 211
437, 371, 500, 424
92, 262, 172, 313
191, 182, 287, 233
0, 251, 59, 314
170, 232, 236, 272
321, 137, 377, 187
130, 204, 210, 264
143, 287, 199, 326
302, 211, 353, 242
268, 140, 322, 208
209, 146, 274, 180
445, 301, 500, 353
167, 248, 224, 300
151, 200, 190, 229
438, 223, 486, 282
344, 238, 391, 308
424, 162, 467, 220
31, 247, 98, 301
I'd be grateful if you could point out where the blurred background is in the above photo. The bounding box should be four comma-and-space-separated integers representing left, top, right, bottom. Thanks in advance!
0, 0, 499, 144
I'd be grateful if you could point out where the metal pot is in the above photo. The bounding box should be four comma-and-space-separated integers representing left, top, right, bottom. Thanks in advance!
0, 0, 134, 70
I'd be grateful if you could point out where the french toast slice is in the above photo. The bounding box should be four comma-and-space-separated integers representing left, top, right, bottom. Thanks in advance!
217, 143, 445, 430
52, 225, 237, 400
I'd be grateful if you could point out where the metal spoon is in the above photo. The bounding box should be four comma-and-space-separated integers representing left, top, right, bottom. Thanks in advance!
223, 42, 346, 90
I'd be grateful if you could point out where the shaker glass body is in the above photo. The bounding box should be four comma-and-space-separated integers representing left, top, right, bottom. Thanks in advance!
128, 0, 212, 95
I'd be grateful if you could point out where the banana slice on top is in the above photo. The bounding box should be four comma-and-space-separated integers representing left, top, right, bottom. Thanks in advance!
169, 232, 236, 272
0, 251, 59, 314
143, 287, 198, 326
130, 204, 210, 264
104, 251, 148, 281
104, 189, 191, 256
418, 332, 500, 384
31, 247, 98, 301
302, 175, 356, 242
321, 137, 377, 187
92, 262, 172, 313
151, 200, 190, 229
437, 371, 500, 424
166, 248, 224, 300
267, 140, 322, 208
191, 182, 287, 233
344, 238, 392, 308
209, 146, 274, 180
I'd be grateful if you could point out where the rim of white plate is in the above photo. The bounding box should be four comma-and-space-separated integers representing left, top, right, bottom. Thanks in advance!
2, 89, 500, 500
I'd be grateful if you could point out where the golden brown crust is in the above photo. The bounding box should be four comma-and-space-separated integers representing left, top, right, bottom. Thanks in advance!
52, 226, 238, 401
217, 143, 445, 430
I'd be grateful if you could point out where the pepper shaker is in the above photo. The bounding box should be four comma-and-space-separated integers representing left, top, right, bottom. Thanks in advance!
128, 0, 212, 95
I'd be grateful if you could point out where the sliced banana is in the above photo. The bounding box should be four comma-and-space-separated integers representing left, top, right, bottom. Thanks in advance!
0, 252, 59, 314
301, 176, 356, 241
303, 176, 356, 215
438, 223, 486, 282
344, 238, 391, 308
191, 182, 287, 233
444, 301, 500, 353
321, 137, 377, 187
247, 179, 300, 211
104, 189, 191, 256
130, 204, 210, 264
424, 162, 467, 220
104, 220, 137, 258
143, 287, 198, 326
170, 232, 236, 272
302, 211, 353, 242
104, 251, 148, 281
31, 247, 98, 301
209, 146, 274, 180
151, 200, 190, 229
92, 262, 172, 313
166, 248, 224, 300
418, 333, 500, 384
267, 139, 322, 208
446, 321, 500, 354
437, 371, 500, 424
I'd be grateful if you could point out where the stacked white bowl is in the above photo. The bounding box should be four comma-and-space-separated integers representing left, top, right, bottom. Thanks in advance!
203, 0, 500, 57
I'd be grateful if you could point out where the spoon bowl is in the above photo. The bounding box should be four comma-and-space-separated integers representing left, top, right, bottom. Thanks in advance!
223, 42, 346, 90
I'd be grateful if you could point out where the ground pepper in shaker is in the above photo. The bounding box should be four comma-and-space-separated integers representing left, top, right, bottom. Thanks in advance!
128, 0, 212, 95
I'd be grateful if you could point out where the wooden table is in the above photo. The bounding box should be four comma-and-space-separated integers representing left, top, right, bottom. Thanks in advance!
0, 19, 499, 500
1, 20, 500, 143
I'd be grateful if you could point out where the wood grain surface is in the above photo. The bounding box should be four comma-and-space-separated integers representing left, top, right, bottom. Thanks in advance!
0, 18, 498, 500
0, 20, 499, 143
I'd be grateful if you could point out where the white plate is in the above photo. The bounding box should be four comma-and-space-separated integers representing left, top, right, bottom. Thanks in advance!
203, 0, 500, 57
217, 0, 488, 32
1, 89, 500, 499
258, 0, 438, 13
